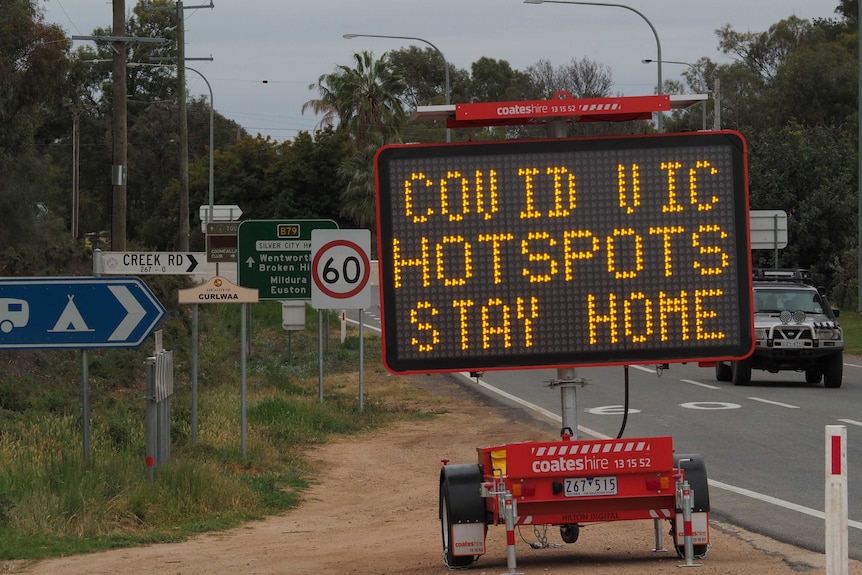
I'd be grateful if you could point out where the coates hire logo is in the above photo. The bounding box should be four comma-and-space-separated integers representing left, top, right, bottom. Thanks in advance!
529, 440, 650, 474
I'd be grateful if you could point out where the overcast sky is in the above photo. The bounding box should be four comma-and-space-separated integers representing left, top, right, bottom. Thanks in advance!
43, 0, 840, 142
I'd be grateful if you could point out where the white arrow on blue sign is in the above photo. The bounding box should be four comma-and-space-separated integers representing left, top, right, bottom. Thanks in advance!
0, 277, 166, 349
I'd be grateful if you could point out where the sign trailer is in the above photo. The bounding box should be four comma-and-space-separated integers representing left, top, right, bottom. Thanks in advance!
381, 93, 738, 569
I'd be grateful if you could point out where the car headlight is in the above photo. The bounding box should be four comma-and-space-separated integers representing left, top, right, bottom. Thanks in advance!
815, 328, 841, 340
754, 328, 768, 340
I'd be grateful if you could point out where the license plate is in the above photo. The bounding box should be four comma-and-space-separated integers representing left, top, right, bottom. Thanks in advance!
564, 476, 617, 497
779, 340, 806, 347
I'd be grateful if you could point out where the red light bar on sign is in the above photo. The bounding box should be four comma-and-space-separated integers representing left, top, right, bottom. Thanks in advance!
454, 94, 671, 127
375, 131, 753, 374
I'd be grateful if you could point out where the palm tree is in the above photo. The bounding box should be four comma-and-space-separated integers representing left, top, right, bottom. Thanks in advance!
303, 51, 409, 229
303, 50, 408, 149
337, 133, 383, 229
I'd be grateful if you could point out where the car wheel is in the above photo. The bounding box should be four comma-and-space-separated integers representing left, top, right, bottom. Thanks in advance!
731, 358, 751, 386
823, 353, 843, 388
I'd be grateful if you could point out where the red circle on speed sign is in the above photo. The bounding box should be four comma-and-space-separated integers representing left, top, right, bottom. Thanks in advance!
311, 239, 371, 299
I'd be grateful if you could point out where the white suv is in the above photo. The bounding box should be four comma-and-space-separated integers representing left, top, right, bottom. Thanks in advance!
715, 269, 844, 388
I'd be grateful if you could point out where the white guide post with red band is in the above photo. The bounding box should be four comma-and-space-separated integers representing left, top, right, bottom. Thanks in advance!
825, 425, 848, 575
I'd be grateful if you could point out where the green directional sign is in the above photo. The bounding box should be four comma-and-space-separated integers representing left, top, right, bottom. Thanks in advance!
237, 219, 338, 301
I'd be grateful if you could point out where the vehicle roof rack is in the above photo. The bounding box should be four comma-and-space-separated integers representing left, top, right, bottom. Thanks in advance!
753, 268, 813, 282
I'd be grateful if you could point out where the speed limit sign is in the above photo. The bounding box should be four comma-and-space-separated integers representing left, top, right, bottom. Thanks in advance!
310, 229, 372, 309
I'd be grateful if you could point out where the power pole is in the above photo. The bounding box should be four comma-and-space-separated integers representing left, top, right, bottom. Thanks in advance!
177, 1, 189, 250
111, 0, 128, 251
147, 1, 214, 251
72, 16, 165, 249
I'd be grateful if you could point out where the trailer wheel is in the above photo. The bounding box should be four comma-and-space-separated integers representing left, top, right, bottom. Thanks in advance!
439, 464, 486, 568
714, 361, 732, 382
560, 523, 580, 544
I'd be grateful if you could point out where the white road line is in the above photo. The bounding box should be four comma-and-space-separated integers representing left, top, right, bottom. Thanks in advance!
680, 379, 721, 390
709, 479, 862, 531
460, 373, 862, 531
343, 317, 381, 333
838, 418, 862, 427
748, 397, 800, 409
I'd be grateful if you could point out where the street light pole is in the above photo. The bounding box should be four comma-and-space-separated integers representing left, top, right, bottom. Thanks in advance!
642, 58, 708, 130
343, 33, 451, 142
524, 0, 663, 132
129, 63, 215, 220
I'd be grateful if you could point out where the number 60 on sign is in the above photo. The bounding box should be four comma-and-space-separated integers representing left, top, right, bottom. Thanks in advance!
310, 229, 372, 310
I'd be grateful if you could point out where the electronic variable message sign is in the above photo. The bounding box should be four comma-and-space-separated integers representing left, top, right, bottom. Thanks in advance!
375, 132, 753, 374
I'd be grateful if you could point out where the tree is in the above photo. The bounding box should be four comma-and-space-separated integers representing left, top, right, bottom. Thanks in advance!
468, 57, 535, 103
527, 57, 613, 99
0, 0, 71, 248
747, 121, 857, 294
303, 50, 408, 149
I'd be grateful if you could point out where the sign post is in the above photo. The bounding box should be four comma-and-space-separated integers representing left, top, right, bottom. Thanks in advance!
310, 229, 372, 410
825, 425, 848, 575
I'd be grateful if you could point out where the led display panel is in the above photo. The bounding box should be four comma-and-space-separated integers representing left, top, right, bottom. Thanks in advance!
375, 132, 752, 374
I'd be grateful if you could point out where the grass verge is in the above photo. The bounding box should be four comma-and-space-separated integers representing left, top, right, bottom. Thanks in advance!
0, 301, 437, 560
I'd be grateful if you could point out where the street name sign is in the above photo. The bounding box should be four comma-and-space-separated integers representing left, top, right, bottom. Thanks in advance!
311, 229, 372, 310
237, 219, 338, 301
0, 277, 166, 349
99, 251, 206, 275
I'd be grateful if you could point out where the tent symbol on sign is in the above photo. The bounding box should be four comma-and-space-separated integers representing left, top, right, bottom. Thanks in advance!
49, 295, 94, 333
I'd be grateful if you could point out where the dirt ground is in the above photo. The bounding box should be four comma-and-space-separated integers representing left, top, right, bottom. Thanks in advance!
3, 374, 861, 575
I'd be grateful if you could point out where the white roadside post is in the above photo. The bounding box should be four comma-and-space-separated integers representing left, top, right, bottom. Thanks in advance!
825, 425, 848, 575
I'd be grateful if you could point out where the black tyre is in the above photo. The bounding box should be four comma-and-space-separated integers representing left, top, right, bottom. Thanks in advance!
439, 464, 486, 568
440, 486, 475, 568
823, 352, 843, 388
731, 358, 751, 386
560, 523, 580, 544
805, 369, 822, 384
714, 361, 732, 382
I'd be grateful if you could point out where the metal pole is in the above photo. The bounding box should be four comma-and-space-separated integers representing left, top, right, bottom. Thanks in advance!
82, 350, 90, 462
145, 357, 156, 482
318, 309, 324, 403
359, 309, 365, 412
525, 0, 663, 132
184, 66, 215, 226
240, 303, 247, 458
191, 303, 198, 444
343, 33, 451, 141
